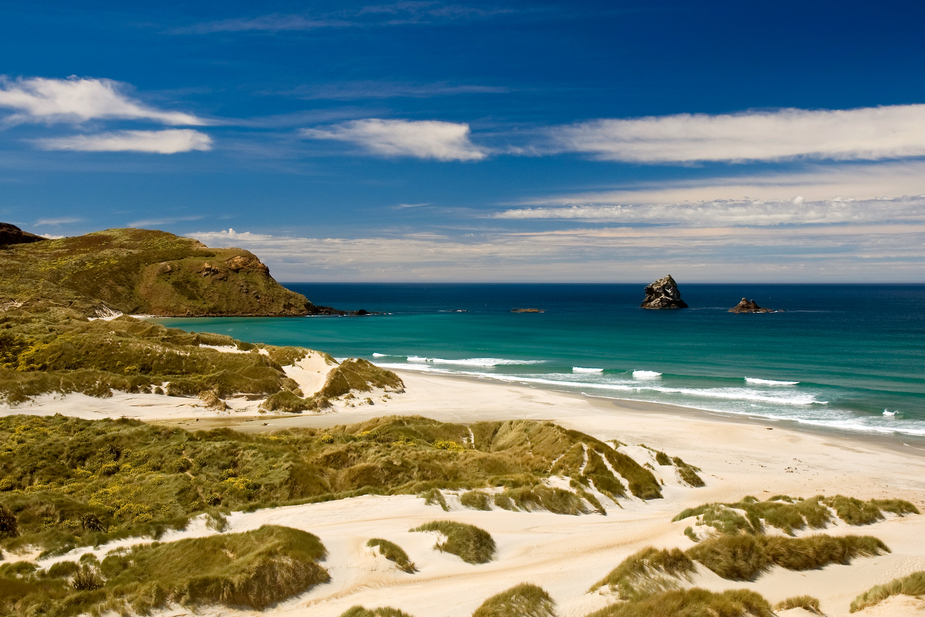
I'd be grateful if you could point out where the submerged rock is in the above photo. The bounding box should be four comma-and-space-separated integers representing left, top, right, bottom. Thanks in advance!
512, 308, 545, 313
729, 298, 777, 313
640, 275, 688, 309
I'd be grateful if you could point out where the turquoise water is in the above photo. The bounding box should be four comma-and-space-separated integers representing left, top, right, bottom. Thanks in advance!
156, 284, 925, 438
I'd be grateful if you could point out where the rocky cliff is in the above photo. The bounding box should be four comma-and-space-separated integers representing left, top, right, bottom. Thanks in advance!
0, 223, 46, 247
640, 275, 689, 309
0, 226, 335, 317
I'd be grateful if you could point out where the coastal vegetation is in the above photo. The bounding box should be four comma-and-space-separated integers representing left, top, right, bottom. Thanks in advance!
775, 595, 822, 613
410, 520, 496, 564
341, 608, 416, 617
850, 571, 925, 612
686, 533, 889, 581
673, 494, 918, 537
0, 227, 319, 317
589, 547, 696, 600
0, 303, 400, 408
584, 588, 774, 617
471, 583, 556, 617
0, 525, 328, 616
0, 414, 667, 557
367, 538, 416, 573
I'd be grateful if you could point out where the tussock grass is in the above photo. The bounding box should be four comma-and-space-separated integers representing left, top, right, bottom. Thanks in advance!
421, 488, 449, 511
0, 414, 662, 557
584, 587, 774, 617
367, 538, 416, 573
411, 520, 496, 564
672, 457, 705, 488
472, 583, 556, 617
0, 525, 328, 616
687, 534, 889, 581
850, 571, 925, 612
776, 595, 822, 613
341, 607, 416, 617
674, 495, 916, 538
590, 547, 695, 600
461, 490, 492, 511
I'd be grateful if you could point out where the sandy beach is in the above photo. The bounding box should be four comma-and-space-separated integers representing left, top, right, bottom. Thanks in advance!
5, 368, 925, 616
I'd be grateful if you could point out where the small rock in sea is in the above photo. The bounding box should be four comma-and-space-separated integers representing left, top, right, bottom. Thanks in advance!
511, 308, 545, 313
640, 275, 688, 309
729, 298, 776, 313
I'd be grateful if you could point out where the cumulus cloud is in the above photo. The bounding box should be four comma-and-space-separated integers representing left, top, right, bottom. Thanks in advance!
36, 129, 213, 154
301, 119, 488, 161
550, 105, 925, 163
0, 76, 206, 125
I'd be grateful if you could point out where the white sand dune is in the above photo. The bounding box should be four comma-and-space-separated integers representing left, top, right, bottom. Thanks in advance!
5, 369, 925, 616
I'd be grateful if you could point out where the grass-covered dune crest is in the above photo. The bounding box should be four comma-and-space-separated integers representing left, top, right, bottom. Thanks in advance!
0, 524, 328, 616
0, 306, 400, 407
0, 414, 673, 557
0, 226, 329, 317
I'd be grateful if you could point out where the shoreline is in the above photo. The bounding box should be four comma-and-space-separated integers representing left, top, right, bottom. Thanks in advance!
5, 367, 925, 616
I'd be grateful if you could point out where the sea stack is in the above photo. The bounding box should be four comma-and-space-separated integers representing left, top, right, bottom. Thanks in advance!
729, 298, 775, 313
640, 275, 688, 309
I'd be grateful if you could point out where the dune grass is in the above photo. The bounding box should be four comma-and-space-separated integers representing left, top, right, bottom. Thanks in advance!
0, 414, 669, 557
584, 587, 774, 617
367, 538, 416, 573
686, 533, 889, 581
411, 520, 496, 564
341, 607, 416, 617
0, 525, 328, 616
776, 595, 822, 613
590, 547, 695, 600
472, 583, 556, 617
460, 490, 493, 511
673, 495, 917, 537
0, 306, 402, 408
850, 571, 925, 612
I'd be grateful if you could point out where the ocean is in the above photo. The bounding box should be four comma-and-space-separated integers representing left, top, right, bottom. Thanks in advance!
155, 283, 925, 438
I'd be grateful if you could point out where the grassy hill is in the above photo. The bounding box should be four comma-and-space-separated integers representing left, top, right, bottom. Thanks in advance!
0, 226, 330, 317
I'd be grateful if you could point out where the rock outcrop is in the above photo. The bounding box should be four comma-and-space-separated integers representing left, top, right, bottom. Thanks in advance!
729, 298, 776, 313
0, 223, 46, 247
640, 275, 688, 309
511, 308, 545, 313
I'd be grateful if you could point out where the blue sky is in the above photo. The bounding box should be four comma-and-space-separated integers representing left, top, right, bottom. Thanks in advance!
1, 0, 924, 282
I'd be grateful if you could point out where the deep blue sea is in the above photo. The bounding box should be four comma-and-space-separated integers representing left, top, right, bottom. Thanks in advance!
156, 284, 925, 438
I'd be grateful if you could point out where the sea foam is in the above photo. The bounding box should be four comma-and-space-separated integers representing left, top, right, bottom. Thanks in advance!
406, 356, 545, 367
633, 370, 662, 380
573, 367, 604, 373
746, 377, 799, 386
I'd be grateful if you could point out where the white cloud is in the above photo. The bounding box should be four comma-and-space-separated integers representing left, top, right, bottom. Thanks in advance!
0, 76, 206, 125
36, 129, 213, 154
550, 105, 925, 163
301, 119, 488, 161
498, 161, 925, 226
188, 226, 925, 283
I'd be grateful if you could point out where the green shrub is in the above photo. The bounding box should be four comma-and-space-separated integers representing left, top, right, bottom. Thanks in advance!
850, 570, 925, 612
411, 521, 496, 564
367, 538, 416, 573
472, 583, 555, 617
261, 390, 312, 413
